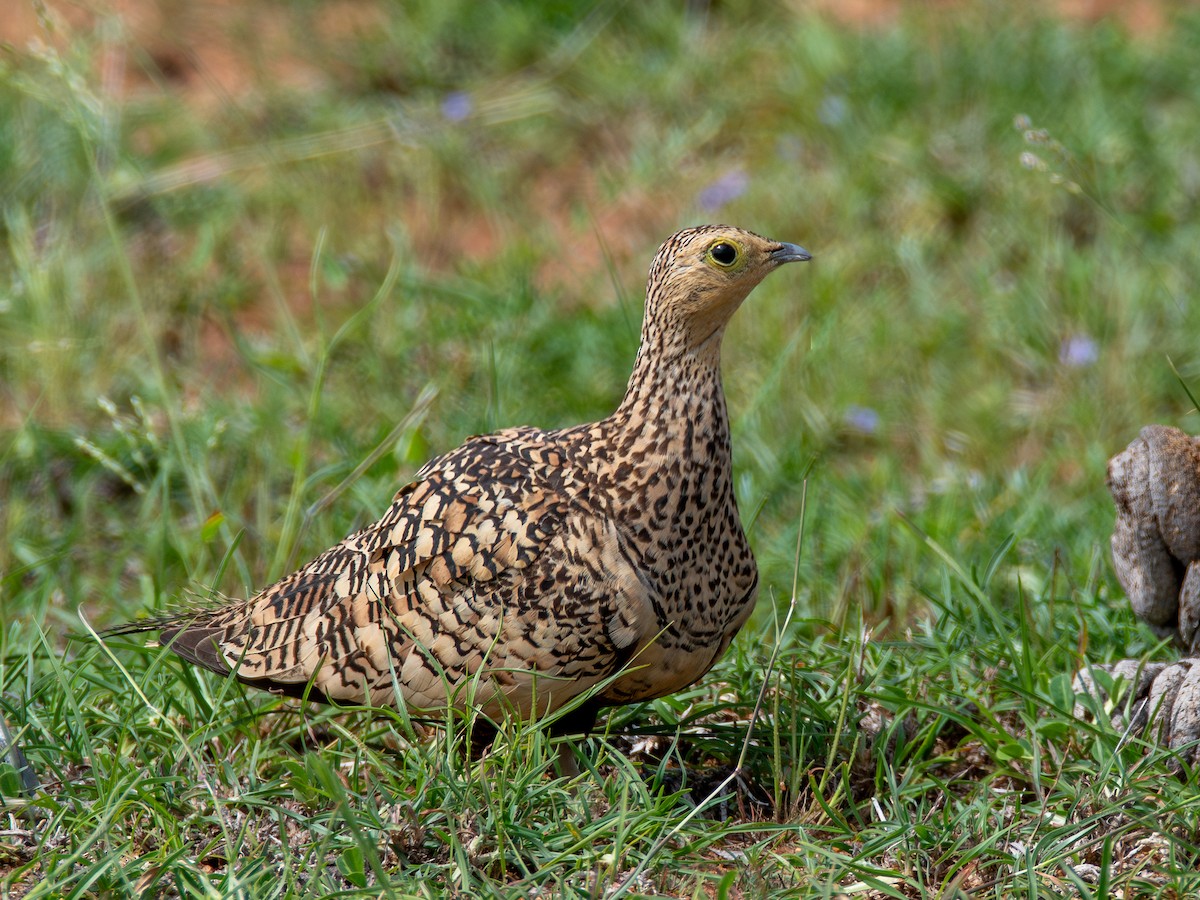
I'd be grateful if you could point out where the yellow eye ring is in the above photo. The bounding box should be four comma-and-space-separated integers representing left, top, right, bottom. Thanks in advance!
707, 240, 741, 268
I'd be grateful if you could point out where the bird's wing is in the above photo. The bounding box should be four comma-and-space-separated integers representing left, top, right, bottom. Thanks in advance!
160, 427, 660, 717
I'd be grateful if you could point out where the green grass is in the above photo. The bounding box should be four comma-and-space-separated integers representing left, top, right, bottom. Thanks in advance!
5, 0, 1200, 895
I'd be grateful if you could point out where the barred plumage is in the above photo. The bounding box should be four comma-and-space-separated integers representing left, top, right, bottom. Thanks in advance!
111, 225, 810, 751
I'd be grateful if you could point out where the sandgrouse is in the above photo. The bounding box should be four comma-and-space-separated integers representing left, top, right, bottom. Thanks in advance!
112, 225, 810, 761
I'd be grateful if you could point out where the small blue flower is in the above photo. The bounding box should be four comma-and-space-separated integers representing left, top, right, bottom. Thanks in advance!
440, 91, 473, 122
1059, 333, 1098, 368
697, 170, 749, 212
818, 94, 848, 127
844, 406, 880, 435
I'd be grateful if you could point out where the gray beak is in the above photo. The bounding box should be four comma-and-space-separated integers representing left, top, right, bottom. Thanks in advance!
769, 242, 812, 264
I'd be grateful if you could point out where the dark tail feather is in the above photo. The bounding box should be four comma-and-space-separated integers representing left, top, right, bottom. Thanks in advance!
158, 624, 233, 676
100, 614, 187, 638
99, 586, 236, 640
100, 613, 234, 678
104, 614, 340, 705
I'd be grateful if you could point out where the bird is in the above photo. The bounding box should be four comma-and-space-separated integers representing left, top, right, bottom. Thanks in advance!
109, 225, 811, 769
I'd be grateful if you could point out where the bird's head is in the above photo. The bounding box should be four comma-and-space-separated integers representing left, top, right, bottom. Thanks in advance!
643, 225, 811, 357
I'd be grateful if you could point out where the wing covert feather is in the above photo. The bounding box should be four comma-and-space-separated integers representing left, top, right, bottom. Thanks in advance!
179, 428, 659, 717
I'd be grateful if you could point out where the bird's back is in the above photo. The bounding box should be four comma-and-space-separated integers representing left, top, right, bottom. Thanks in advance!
159, 426, 650, 718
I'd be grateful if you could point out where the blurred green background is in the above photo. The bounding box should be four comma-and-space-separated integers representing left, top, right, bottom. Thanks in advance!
5, 0, 1198, 643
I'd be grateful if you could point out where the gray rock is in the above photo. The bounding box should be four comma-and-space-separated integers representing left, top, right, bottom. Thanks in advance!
1108, 426, 1200, 643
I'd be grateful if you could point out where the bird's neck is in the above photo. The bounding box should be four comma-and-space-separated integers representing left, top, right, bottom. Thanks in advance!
582, 309, 755, 643
605, 319, 731, 470
589, 318, 751, 627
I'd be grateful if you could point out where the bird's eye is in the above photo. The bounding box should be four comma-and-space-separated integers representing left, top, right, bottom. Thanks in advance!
708, 241, 739, 267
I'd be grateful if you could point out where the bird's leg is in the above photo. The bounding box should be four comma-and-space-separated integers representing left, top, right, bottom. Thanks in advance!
467, 717, 498, 759
549, 700, 600, 779
555, 740, 581, 778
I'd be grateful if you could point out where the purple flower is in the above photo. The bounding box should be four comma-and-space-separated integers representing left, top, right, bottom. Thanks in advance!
844, 406, 880, 435
697, 170, 749, 212
440, 91, 472, 122
1059, 333, 1098, 368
